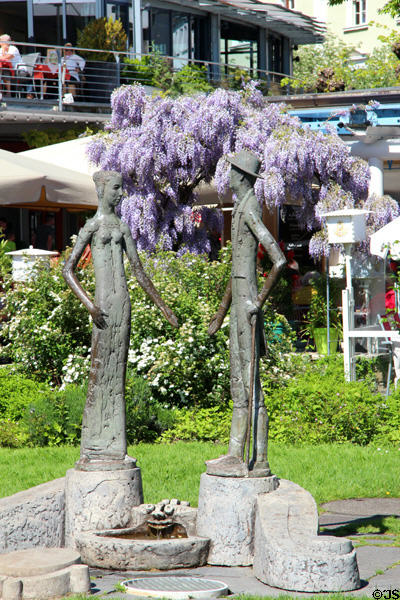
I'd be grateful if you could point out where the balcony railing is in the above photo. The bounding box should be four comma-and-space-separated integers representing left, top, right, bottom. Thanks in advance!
0, 40, 294, 111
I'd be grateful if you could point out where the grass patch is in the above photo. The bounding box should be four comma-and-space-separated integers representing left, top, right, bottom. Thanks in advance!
0, 442, 400, 506
322, 515, 400, 547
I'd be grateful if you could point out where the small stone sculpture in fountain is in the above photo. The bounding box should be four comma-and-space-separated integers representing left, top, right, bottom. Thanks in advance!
63, 170, 178, 472
207, 150, 286, 478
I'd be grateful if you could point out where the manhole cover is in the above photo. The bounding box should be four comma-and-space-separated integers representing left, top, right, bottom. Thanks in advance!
121, 576, 229, 599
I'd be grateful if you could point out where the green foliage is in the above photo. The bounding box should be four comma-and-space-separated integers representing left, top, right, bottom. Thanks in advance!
0, 368, 52, 421
21, 384, 86, 447
159, 404, 232, 443
1, 251, 94, 384
329, 0, 400, 18
0, 238, 12, 278
128, 246, 232, 408
267, 356, 386, 445
0, 420, 28, 448
122, 55, 212, 96
77, 17, 127, 61
125, 371, 175, 443
282, 34, 400, 93
373, 388, 400, 445
122, 53, 162, 86
380, 0, 400, 17
169, 63, 212, 96
21, 128, 95, 150
305, 274, 342, 335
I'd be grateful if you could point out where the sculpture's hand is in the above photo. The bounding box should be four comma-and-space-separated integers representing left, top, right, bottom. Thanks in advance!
245, 301, 259, 325
161, 306, 179, 328
91, 306, 108, 329
208, 312, 222, 336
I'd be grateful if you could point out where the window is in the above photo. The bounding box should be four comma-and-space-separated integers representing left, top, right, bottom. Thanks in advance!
353, 0, 366, 26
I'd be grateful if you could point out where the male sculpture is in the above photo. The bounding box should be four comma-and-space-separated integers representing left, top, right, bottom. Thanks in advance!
207, 150, 286, 477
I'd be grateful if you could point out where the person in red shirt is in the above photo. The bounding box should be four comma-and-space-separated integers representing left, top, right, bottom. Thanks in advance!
0, 34, 21, 96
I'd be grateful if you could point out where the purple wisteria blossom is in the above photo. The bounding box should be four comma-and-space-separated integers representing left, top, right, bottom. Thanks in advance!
87, 82, 395, 258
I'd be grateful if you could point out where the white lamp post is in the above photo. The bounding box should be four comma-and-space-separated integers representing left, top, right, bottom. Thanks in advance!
6, 246, 59, 282
321, 209, 369, 380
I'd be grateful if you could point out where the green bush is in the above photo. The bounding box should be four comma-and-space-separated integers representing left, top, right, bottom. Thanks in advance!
373, 389, 400, 446
0, 419, 28, 448
0, 368, 52, 421
158, 356, 400, 447
125, 372, 175, 443
122, 53, 166, 86
127, 246, 232, 408
267, 356, 385, 445
169, 63, 212, 96
21, 384, 86, 447
123, 56, 213, 96
77, 17, 127, 62
1, 251, 94, 384
159, 404, 232, 443
282, 33, 400, 93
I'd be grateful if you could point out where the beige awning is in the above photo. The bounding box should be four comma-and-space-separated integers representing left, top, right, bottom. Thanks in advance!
0, 147, 97, 208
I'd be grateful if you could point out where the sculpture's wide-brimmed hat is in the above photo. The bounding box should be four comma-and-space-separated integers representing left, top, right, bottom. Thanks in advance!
226, 150, 263, 179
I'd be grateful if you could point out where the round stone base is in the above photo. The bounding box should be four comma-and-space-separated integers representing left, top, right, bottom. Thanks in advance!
65, 460, 143, 547
196, 473, 278, 566
0, 548, 89, 600
75, 530, 210, 570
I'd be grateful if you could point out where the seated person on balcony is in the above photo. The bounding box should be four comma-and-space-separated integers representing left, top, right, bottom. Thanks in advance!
0, 34, 21, 97
62, 43, 85, 97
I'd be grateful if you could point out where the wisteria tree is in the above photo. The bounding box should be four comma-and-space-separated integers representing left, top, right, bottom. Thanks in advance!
88, 82, 398, 258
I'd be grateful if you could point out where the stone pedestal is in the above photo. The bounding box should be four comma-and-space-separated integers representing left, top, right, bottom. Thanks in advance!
65, 459, 143, 548
0, 548, 89, 600
196, 473, 278, 566
253, 479, 360, 592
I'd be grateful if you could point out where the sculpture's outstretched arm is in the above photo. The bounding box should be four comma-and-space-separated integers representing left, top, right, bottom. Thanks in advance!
123, 225, 178, 328
62, 221, 108, 329
208, 277, 232, 336
246, 208, 286, 310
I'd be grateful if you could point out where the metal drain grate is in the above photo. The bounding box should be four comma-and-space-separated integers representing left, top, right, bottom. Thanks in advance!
121, 576, 229, 599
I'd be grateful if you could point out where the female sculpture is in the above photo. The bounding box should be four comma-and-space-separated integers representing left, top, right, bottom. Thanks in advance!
63, 170, 178, 471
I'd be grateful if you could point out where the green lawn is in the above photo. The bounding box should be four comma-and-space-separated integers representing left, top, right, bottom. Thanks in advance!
0, 442, 399, 506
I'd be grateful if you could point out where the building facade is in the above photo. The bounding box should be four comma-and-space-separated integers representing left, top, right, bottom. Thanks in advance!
0, 0, 324, 77
291, 0, 397, 54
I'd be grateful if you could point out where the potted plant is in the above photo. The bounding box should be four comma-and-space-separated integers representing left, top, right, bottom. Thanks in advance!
304, 274, 342, 355
76, 17, 127, 102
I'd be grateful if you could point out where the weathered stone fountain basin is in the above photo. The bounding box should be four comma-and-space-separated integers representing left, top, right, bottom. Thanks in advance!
74, 527, 210, 570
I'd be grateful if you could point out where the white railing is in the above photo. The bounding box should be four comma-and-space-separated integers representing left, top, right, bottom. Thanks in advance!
0, 40, 294, 111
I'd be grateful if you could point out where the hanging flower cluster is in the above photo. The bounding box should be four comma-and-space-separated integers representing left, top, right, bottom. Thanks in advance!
88, 82, 396, 259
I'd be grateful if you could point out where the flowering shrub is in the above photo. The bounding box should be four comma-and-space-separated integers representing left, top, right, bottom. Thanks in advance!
1, 252, 94, 383
88, 82, 391, 260
127, 246, 232, 408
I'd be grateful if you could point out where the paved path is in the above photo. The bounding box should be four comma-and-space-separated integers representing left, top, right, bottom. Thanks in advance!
90, 498, 400, 598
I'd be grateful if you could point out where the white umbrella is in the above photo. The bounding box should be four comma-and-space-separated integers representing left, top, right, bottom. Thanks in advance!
0, 152, 45, 204
370, 216, 400, 260
21, 137, 97, 178
0, 147, 97, 207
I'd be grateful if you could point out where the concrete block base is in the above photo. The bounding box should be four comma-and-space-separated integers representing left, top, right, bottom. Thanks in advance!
196, 473, 278, 566
253, 479, 360, 592
65, 459, 143, 547
0, 548, 90, 599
